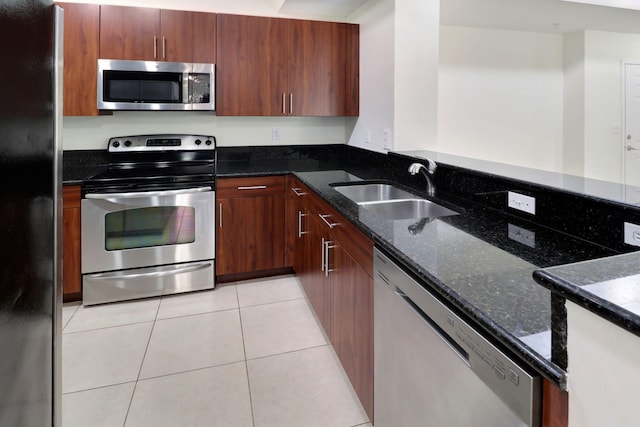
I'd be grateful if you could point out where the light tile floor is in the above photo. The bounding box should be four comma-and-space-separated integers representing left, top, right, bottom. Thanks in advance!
62, 274, 372, 427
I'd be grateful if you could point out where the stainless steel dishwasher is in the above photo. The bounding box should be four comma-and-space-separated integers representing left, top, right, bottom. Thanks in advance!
374, 249, 541, 427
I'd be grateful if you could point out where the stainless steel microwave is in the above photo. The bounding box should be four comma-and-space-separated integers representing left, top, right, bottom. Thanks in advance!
97, 59, 215, 111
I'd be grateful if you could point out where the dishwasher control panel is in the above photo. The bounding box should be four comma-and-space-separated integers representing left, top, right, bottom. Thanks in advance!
374, 249, 541, 427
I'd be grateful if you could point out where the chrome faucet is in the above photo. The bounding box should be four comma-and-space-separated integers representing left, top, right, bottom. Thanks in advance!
408, 159, 437, 196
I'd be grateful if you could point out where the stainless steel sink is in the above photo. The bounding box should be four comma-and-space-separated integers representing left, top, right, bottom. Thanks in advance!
333, 183, 417, 203
332, 182, 458, 220
361, 199, 458, 220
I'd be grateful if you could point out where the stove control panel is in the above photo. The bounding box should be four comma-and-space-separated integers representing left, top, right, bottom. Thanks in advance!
108, 134, 216, 152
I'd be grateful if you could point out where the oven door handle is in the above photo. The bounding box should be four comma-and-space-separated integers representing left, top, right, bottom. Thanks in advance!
87, 261, 212, 281
85, 186, 212, 199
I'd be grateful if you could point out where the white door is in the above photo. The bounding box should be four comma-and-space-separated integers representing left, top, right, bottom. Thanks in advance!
623, 62, 640, 204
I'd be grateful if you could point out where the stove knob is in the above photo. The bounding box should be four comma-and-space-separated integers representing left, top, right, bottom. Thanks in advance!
124, 140, 132, 147
112, 140, 120, 148
195, 139, 202, 145
205, 139, 212, 146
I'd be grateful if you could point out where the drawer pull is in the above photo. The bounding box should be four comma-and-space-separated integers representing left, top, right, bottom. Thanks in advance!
237, 185, 267, 190
292, 187, 306, 197
319, 214, 339, 228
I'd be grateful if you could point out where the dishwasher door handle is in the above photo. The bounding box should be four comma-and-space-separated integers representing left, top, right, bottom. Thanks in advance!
394, 289, 470, 367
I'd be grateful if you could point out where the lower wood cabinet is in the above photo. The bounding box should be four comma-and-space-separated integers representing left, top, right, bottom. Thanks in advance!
216, 176, 286, 279
294, 185, 374, 421
63, 185, 82, 301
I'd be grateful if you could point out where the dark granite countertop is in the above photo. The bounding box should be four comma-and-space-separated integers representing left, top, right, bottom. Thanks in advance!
64, 145, 633, 388
534, 253, 640, 337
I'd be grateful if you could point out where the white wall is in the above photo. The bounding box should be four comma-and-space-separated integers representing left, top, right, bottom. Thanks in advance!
562, 31, 586, 177
438, 25, 564, 172
347, 0, 394, 153
347, 0, 440, 153
393, 0, 440, 151
582, 30, 640, 183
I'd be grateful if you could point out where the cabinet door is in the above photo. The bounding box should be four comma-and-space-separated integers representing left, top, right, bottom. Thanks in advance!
289, 20, 359, 116
285, 176, 308, 269
63, 186, 82, 300
330, 243, 374, 421
216, 176, 286, 277
302, 213, 332, 334
216, 14, 288, 116
192, 12, 216, 64
159, 10, 193, 63
57, 2, 99, 116
100, 5, 160, 61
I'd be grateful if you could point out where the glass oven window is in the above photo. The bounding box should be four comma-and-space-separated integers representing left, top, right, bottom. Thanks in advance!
104, 206, 195, 251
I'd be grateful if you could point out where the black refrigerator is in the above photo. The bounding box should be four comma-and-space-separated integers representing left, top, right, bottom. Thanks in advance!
0, 1, 63, 425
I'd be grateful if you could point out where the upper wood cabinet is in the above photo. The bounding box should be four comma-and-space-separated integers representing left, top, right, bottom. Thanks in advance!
99, 6, 216, 63
216, 14, 359, 116
57, 2, 100, 116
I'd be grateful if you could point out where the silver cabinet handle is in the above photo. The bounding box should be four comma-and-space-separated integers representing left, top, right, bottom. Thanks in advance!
289, 93, 293, 115
219, 202, 223, 228
85, 186, 212, 199
282, 93, 286, 115
297, 211, 308, 238
321, 237, 326, 272
153, 35, 157, 59
318, 214, 339, 228
324, 240, 337, 277
162, 36, 166, 59
292, 187, 306, 197
237, 185, 267, 190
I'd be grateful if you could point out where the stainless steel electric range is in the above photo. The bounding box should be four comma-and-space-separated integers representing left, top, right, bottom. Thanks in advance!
81, 134, 216, 305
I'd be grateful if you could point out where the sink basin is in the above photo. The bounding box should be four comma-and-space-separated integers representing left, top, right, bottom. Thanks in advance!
333, 183, 416, 203
361, 199, 458, 220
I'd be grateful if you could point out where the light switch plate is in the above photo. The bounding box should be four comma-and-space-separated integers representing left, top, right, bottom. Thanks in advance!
508, 191, 536, 215
508, 224, 536, 248
624, 222, 640, 247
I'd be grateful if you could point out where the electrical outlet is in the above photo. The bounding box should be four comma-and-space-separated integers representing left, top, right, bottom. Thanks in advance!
272, 128, 281, 141
624, 222, 640, 247
508, 191, 536, 215
508, 224, 536, 248
383, 129, 391, 150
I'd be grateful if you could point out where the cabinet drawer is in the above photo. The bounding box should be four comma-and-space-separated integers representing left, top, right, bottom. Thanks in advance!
217, 175, 286, 197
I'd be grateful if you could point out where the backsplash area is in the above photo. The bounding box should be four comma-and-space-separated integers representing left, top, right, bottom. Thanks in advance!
62, 113, 351, 150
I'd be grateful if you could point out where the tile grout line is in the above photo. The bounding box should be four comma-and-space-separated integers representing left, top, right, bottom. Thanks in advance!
120, 297, 163, 427
236, 282, 258, 427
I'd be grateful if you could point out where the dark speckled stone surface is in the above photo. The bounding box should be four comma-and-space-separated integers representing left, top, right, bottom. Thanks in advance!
65, 143, 640, 389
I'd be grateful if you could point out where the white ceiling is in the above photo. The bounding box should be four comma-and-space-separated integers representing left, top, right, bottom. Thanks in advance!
278, 0, 368, 18
440, 0, 640, 34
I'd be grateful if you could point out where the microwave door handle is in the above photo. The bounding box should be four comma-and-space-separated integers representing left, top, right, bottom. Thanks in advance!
184, 72, 191, 107
85, 186, 212, 199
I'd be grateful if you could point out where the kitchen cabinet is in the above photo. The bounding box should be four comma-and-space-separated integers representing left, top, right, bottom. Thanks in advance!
216, 176, 286, 279
57, 2, 99, 116
216, 14, 359, 116
543, 378, 568, 427
63, 185, 82, 301
99, 6, 216, 63
298, 189, 374, 421
285, 175, 309, 271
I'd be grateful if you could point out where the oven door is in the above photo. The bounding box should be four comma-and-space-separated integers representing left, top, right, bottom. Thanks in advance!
81, 186, 215, 305
81, 186, 214, 274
